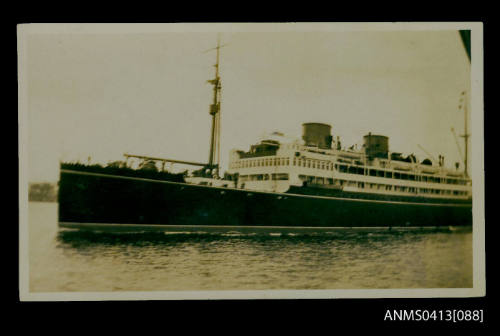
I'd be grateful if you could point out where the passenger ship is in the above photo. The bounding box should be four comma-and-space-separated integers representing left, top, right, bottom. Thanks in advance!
58, 39, 472, 231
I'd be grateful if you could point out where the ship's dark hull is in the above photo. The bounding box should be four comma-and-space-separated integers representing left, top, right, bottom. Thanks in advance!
58, 169, 472, 230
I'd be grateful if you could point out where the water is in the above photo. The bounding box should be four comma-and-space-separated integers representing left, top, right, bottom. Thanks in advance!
28, 202, 473, 292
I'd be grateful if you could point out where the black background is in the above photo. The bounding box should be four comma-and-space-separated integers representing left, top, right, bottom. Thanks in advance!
10, 5, 494, 331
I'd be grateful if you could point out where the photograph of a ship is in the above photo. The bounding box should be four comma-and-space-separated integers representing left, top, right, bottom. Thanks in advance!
19, 23, 484, 298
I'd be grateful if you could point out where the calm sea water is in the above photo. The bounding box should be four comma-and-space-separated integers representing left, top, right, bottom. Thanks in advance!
28, 202, 472, 292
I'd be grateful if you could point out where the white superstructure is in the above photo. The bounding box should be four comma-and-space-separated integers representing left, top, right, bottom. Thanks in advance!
226, 128, 472, 201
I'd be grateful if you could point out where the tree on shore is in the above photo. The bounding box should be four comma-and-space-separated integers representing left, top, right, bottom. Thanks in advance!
29, 182, 57, 202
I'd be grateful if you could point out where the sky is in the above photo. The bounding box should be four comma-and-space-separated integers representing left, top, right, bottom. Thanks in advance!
21, 26, 471, 182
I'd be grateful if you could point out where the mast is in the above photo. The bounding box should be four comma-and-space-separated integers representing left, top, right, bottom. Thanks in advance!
206, 36, 224, 178
459, 90, 470, 178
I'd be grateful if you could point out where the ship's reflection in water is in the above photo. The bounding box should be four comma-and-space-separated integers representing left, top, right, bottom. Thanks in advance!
29, 203, 473, 292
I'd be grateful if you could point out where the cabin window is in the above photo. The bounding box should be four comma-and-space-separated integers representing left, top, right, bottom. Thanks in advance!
358, 182, 365, 188
386, 185, 392, 191
327, 178, 334, 185
385, 171, 393, 178
272, 173, 289, 181
286, 158, 290, 166
369, 169, 376, 177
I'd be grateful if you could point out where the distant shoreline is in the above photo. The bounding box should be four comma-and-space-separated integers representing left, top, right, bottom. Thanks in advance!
29, 182, 57, 202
